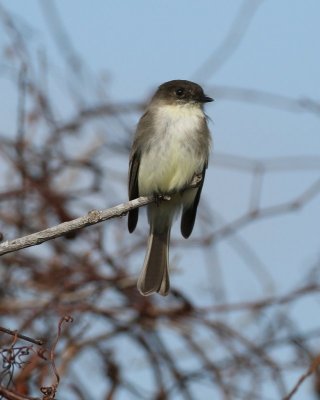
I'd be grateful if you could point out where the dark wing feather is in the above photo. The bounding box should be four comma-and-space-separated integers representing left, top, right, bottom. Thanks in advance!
180, 167, 206, 239
128, 151, 140, 233
128, 111, 152, 233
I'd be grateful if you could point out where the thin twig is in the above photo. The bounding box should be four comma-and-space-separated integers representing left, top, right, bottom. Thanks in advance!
283, 355, 320, 400
0, 327, 44, 346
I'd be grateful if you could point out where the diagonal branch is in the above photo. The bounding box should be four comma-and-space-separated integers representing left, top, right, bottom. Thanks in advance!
0, 385, 39, 400
0, 196, 153, 257
0, 176, 203, 257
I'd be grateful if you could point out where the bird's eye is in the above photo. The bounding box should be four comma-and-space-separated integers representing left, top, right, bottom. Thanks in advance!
175, 88, 184, 96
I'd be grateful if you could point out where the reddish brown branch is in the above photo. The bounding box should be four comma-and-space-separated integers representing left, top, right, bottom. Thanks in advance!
0, 327, 44, 346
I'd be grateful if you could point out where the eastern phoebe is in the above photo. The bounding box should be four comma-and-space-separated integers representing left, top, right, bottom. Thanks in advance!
128, 80, 213, 296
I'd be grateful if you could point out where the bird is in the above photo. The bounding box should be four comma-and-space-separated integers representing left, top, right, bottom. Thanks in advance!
128, 80, 213, 296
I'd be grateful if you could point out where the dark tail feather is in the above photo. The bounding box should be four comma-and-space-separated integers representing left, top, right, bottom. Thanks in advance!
137, 229, 170, 296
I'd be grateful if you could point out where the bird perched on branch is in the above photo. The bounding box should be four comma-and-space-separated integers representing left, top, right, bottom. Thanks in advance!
128, 80, 213, 296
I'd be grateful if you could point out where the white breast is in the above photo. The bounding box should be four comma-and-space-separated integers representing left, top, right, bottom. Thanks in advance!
138, 104, 207, 195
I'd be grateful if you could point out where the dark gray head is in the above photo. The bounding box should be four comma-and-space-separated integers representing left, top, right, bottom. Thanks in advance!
151, 80, 213, 105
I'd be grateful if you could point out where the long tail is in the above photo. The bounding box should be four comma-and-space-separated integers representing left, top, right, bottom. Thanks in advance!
137, 228, 170, 296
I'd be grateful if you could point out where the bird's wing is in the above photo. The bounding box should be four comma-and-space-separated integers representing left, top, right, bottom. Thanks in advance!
180, 166, 206, 239
128, 150, 140, 233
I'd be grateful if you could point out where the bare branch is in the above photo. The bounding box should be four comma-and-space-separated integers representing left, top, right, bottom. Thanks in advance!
283, 355, 320, 400
211, 85, 320, 116
0, 327, 44, 346
192, 0, 264, 80
0, 196, 153, 257
0, 174, 204, 257
0, 385, 39, 400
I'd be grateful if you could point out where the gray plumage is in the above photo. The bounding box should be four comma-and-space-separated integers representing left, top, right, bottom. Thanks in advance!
128, 80, 212, 296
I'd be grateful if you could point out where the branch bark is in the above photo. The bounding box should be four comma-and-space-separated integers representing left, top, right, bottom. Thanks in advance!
0, 196, 153, 257
0, 175, 203, 257
0, 174, 202, 256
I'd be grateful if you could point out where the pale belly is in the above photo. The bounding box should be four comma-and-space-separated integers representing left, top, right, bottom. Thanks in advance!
137, 103, 209, 198
138, 133, 205, 196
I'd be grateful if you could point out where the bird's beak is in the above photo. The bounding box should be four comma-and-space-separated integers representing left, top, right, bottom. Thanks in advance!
200, 95, 214, 103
